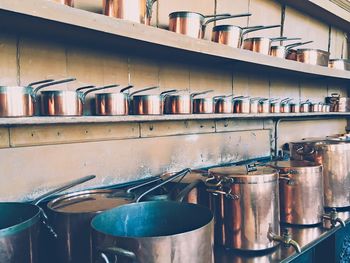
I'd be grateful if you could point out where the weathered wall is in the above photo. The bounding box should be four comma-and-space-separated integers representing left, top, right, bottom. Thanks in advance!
0, 0, 348, 201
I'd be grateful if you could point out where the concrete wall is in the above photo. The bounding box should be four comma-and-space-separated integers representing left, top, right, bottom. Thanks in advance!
0, 0, 348, 201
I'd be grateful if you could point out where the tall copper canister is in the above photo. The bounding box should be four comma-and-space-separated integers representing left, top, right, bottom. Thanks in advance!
269, 160, 324, 225
290, 140, 350, 208
206, 166, 281, 251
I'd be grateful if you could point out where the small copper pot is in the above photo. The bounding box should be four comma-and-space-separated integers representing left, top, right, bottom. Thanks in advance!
270, 41, 313, 58
297, 49, 330, 67
214, 95, 233, 114
243, 36, 286, 55
53, 0, 74, 6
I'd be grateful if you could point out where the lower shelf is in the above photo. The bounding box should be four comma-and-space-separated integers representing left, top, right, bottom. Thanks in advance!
0, 112, 349, 126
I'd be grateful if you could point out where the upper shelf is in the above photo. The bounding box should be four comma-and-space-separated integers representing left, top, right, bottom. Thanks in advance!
0, 113, 349, 126
0, 0, 350, 81
278, 0, 350, 33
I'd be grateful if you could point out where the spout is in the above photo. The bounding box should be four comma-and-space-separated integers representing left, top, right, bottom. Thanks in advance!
336, 217, 346, 227
269, 228, 302, 253
289, 239, 302, 253
322, 208, 346, 228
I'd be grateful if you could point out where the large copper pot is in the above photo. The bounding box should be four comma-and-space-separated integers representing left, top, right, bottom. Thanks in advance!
269, 160, 324, 225
206, 166, 281, 251
103, 0, 157, 25
290, 140, 350, 208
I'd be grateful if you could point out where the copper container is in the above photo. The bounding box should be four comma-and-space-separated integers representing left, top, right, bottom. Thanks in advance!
300, 102, 310, 113
233, 96, 250, 113
214, 95, 233, 114
206, 166, 280, 251
258, 99, 269, 113
270, 41, 313, 59
290, 102, 300, 113
297, 49, 330, 67
270, 160, 324, 225
193, 98, 214, 114
328, 59, 350, 71
53, 0, 74, 6
242, 37, 285, 55
103, 0, 157, 25
286, 49, 297, 61
94, 85, 133, 116
290, 140, 350, 208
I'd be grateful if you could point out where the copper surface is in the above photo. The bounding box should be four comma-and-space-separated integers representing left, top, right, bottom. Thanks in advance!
132, 95, 163, 115
0, 88, 35, 117
95, 93, 129, 115
243, 38, 272, 55
40, 91, 83, 116
53, 0, 74, 6
212, 27, 242, 48
164, 94, 191, 114
214, 97, 233, 114
208, 166, 280, 251
193, 98, 214, 114
270, 46, 286, 58
270, 161, 324, 225
286, 49, 297, 61
296, 49, 330, 67
169, 14, 204, 39
328, 59, 350, 71
103, 0, 154, 25
234, 99, 250, 114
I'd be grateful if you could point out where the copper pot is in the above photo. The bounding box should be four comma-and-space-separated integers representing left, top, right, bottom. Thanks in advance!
329, 59, 350, 71
290, 102, 300, 113
300, 101, 311, 113
0, 79, 58, 117
286, 49, 297, 60
280, 98, 292, 113
168, 12, 246, 39
214, 95, 233, 114
94, 85, 133, 116
53, 0, 74, 6
290, 140, 350, 208
212, 25, 280, 48
269, 160, 324, 225
103, 0, 157, 25
192, 90, 214, 114
258, 98, 269, 113
242, 36, 286, 55
206, 165, 300, 252
270, 41, 313, 58
40, 84, 118, 116
233, 96, 250, 113
130, 87, 177, 115
297, 49, 330, 67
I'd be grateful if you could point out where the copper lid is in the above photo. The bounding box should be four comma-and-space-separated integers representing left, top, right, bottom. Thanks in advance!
48, 189, 134, 214
209, 166, 278, 183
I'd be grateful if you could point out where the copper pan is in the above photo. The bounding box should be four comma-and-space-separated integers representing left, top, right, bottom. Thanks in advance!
94, 85, 133, 116
163, 90, 192, 114
329, 59, 350, 71
243, 36, 301, 55
40, 84, 119, 116
212, 24, 280, 48
270, 41, 313, 58
191, 90, 214, 114
214, 95, 233, 113
103, 0, 157, 25
169, 12, 251, 39
297, 49, 330, 67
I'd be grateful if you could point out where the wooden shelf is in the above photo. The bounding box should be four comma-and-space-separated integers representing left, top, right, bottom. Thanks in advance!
1, 113, 349, 126
0, 0, 350, 81
279, 0, 350, 32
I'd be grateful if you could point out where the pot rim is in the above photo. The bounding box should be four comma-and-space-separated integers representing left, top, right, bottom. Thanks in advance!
0, 86, 33, 94
329, 59, 350, 63
297, 49, 330, 55
169, 11, 204, 19
40, 90, 79, 95
0, 203, 41, 237
47, 189, 134, 215
91, 201, 213, 239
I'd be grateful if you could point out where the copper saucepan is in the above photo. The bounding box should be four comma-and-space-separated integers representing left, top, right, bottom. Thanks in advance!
297, 49, 330, 67
52, 0, 74, 6
329, 59, 350, 71
214, 95, 233, 114
103, 0, 157, 25
168, 12, 251, 39
94, 85, 133, 116
233, 96, 250, 113
243, 36, 302, 55
191, 90, 214, 114
270, 41, 313, 58
0, 79, 57, 117
40, 83, 119, 116
130, 86, 177, 115
212, 24, 280, 48
163, 90, 192, 114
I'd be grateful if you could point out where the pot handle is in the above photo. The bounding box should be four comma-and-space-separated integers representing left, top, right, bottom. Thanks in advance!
27, 79, 55, 88
204, 13, 251, 26
191, 89, 214, 98
203, 13, 231, 18
125, 176, 163, 194
99, 247, 137, 263
242, 24, 280, 36
146, 0, 157, 18
279, 175, 296, 186
32, 77, 76, 95
160, 89, 178, 97
75, 85, 96, 92
120, 85, 134, 93
129, 86, 159, 97
136, 168, 191, 202
79, 84, 120, 102
285, 41, 313, 50
268, 227, 301, 253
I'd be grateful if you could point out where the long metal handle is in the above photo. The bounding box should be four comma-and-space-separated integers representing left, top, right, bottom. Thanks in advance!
191, 89, 214, 98
206, 188, 239, 200
129, 86, 159, 97
27, 79, 55, 87
126, 177, 163, 194
205, 13, 251, 26
120, 85, 134, 93
203, 13, 231, 18
82, 84, 120, 97
160, 89, 178, 96
285, 41, 313, 50
136, 168, 191, 202
242, 24, 280, 36
75, 85, 96, 92
175, 179, 203, 202
99, 247, 137, 263
32, 175, 96, 205
32, 77, 76, 94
